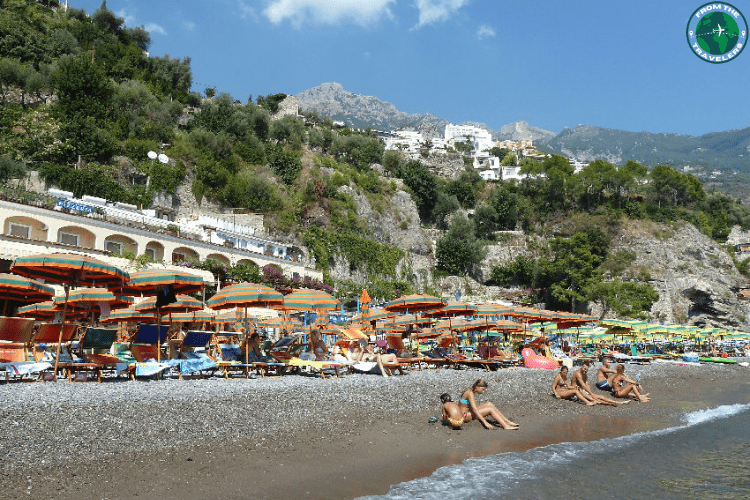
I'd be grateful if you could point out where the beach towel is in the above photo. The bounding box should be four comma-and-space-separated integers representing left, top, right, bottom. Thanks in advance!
134, 361, 174, 377
179, 353, 217, 374
8, 361, 52, 376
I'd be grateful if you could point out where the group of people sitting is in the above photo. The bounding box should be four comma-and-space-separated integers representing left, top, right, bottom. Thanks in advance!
307, 328, 412, 377
552, 358, 650, 404
440, 378, 519, 430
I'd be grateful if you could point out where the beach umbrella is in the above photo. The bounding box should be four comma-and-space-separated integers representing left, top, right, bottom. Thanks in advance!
164, 309, 215, 325
10, 253, 128, 378
99, 306, 156, 324
384, 294, 446, 314
381, 313, 432, 331
275, 288, 341, 313
0, 273, 55, 314
117, 269, 203, 296
136, 294, 203, 313
17, 300, 87, 321
350, 308, 395, 326
475, 303, 514, 317
206, 282, 283, 310
54, 287, 134, 325
118, 269, 204, 362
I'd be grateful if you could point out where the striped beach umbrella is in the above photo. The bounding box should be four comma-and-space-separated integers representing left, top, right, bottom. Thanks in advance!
206, 282, 283, 309
54, 287, 134, 309
164, 310, 215, 324
100, 306, 156, 324
423, 302, 478, 319
10, 253, 129, 376
10, 253, 129, 289
136, 294, 203, 313
275, 289, 341, 313
17, 300, 87, 321
117, 269, 203, 296
384, 294, 446, 314
475, 303, 514, 317
0, 273, 55, 307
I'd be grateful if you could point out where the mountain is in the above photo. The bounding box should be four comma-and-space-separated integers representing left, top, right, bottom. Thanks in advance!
539, 125, 750, 170
296, 82, 450, 137
496, 121, 557, 142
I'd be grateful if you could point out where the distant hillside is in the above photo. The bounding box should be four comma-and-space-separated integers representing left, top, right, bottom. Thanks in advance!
297, 82, 750, 200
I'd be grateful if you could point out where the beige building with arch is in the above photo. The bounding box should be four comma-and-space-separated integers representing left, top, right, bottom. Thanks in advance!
0, 199, 322, 283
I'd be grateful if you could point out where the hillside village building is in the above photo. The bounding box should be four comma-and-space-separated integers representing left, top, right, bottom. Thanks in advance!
0, 190, 321, 283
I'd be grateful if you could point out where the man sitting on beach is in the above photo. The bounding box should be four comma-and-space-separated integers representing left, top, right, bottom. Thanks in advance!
572, 361, 620, 406
596, 357, 616, 391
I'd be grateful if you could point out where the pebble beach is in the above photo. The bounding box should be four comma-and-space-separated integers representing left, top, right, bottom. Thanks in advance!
2, 360, 749, 499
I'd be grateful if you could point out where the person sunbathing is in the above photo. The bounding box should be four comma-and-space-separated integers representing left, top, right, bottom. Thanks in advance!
595, 357, 616, 391
610, 364, 650, 402
553, 366, 598, 405
458, 378, 519, 430
308, 328, 329, 360
572, 361, 620, 406
242, 332, 271, 363
440, 393, 464, 430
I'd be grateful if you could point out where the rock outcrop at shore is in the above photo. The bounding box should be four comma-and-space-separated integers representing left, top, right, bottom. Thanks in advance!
611, 220, 749, 329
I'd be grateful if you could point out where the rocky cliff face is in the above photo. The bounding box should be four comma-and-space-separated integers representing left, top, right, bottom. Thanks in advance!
296, 82, 449, 137
496, 121, 556, 142
610, 221, 749, 330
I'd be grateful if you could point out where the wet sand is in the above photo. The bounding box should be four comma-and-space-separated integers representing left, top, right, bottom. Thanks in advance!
2, 360, 749, 500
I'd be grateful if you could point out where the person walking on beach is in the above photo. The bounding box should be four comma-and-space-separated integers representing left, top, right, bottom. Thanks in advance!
458, 379, 519, 430
552, 366, 598, 405
596, 357, 616, 391
572, 361, 619, 406
611, 364, 650, 402
440, 393, 464, 430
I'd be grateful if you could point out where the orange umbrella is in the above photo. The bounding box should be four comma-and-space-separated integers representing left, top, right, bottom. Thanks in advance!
136, 294, 203, 313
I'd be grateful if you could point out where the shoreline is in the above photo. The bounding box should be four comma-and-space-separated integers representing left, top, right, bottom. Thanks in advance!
1, 361, 749, 500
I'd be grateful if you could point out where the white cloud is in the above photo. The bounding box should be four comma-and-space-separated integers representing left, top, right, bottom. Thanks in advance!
183, 21, 196, 31
477, 24, 495, 40
145, 23, 167, 36
263, 0, 395, 27
413, 0, 469, 29
236, 0, 257, 21
115, 9, 136, 27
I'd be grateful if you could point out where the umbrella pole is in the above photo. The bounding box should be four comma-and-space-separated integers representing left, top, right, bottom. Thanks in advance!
157, 306, 162, 363
52, 285, 70, 381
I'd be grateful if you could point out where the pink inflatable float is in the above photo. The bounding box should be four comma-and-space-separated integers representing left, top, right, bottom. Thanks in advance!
521, 348, 559, 369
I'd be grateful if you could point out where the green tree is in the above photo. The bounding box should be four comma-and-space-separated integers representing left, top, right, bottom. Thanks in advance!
0, 154, 25, 182
400, 159, 439, 221
435, 215, 486, 276
473, 203, 497, 240
501, 152, 518, 166
587, 279, 659, 319
266, 143, 301, 185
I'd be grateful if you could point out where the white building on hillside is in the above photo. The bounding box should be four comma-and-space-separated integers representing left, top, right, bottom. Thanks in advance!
444, 124, 494, 154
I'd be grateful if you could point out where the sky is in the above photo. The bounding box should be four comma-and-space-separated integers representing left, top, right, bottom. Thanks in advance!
71, 0, 750, 136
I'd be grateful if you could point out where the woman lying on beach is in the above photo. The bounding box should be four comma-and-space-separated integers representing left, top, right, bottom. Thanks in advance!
458, 379, 519, 430
440, 393, 464, 430
552, 366, 598, 405
610, 364, 650, 402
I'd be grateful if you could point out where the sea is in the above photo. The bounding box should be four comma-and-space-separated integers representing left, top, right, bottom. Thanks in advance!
357, 402, 750, 499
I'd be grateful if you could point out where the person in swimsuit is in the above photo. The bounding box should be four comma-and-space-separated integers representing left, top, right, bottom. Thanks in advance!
458, 379, 519, 430
572, 361, 619, 406
440, 393, 464, 429
611, 364, 650, 402
552, 366, 598, 405
595, 357, 616, 391
308, 328, 329, 360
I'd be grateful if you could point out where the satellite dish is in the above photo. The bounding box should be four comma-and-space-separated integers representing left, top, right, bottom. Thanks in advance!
158, 154, 169, 164
147, 151, 158, 160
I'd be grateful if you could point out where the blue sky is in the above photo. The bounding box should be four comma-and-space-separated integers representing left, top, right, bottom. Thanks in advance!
75, 0, 749, 136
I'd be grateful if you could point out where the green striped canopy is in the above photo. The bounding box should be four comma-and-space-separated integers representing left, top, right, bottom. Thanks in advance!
384, 294, 446, 313
54, 287, 134, 309
474, 303, 514, 317
100, 306, 156, 324
118, 269, 203, 296
11, 253, 128, 288
275, 289, 341, 312
0, 272, 55, 303
161, 310, 215, 323
206, 282, 283, 309
422, 302, 478, 319
17, 300, 87, 321
136, 294, 203, 313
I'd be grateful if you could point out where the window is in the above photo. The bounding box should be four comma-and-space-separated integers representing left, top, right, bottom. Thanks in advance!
145, 247, 156, 260
58, 231, 79, 247
8, 222, 30, 239
105, 241, 122, 255
172, 251, 185, 263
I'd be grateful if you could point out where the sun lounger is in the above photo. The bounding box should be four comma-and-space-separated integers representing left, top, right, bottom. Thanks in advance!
211, 343, 255, 379
73, 327, 123, 381
268, 335, 343, 379
435, 347, 500, 371
173, 330, 217, 379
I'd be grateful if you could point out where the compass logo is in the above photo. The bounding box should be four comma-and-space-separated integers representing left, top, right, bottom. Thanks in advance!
687, 2, 748, 63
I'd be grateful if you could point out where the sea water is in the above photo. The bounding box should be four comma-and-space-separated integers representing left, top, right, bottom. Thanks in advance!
358, 403, 750, 500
